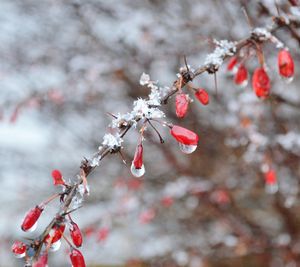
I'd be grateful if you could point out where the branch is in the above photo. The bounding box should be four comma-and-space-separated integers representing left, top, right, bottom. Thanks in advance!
21, 13, 298, 265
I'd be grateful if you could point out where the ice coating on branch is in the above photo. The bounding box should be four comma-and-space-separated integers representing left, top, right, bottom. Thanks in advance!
102, 133, 123, 150
252, 27, 284, 49
252, 27, 285, 48
90, 155, 102, 167
78, 184, 90, 196
204, 40, 236, 67
252, 27, 272, 40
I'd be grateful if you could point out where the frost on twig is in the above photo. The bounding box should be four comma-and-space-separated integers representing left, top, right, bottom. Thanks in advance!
140, 72, 171, 104
109, 73, 167, 130
204, 40, 237, 71
98, 73, 166, 161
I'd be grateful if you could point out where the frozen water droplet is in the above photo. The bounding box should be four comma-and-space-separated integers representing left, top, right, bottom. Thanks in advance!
50, 239, 61, 252
14, 252, 26, 259
179, 143, 197, 154
130, 163, 145, 177
25, 221, 38, 233
282, 75, 294, 84
238, 79, 248, 88
265, 183, 278, 194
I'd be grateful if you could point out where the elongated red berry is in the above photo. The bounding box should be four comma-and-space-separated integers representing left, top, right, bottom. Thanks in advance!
45, 224, 65, 244
278, 49, 294, 79
131, 143, 145, 177
234, 64, 248, 87
70, 248, 86, 267
265, 169, 277, 185
170, 125, 198, 145
227, 56, 238, 73
133, 144, 143, 169
264, 169, 278, 194
11, 241, 26, 258
70, 222, 83, 247
21, 206, 43, 232
51, 169, 65, 185
195, 89, 209, 105
33, 254, 48, 267
175, 93, 189, 118
252, 68, 271, 98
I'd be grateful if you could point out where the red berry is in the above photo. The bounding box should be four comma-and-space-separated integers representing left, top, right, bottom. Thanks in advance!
278, 49, 294, 78
70, 248, 86, 267
211, 190, 230, 205
161, 196, 174, 207
11, 241, 26, 258
70, 222, 83, 247
21, 206, 43, 232
33, 254, 48, 267
265, 170, 277, 185
97, 227, 109, 242
131, 143, 145, 177
234, 64, 248, 87
139, 209, 156, 224
83, 226, 95, 238
195, 89, 209, 105
133, 144, 143, 169
51, 169, 65, 185
175, 93, 189, 118
252, 67, 271, 98
227, 56, 238, 72
170, 125, 199, 145
45, 224, 65, 244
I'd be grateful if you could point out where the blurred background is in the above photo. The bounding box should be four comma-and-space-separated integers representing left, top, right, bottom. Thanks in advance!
1, 0, 300, 266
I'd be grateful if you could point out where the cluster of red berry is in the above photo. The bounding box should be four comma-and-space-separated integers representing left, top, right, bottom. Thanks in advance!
12, 170, 86, 267
131, 124, 199, 178
175, 88, 209, 119
228, 49, 295, 98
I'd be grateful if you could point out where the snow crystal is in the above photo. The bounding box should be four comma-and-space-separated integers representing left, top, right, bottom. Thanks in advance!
140, 72, 151, 86
132, 98, 165, 119
102, 133, 123, 149
111, 112, 136, 129
139, 72, 166, 106
204, 39, 236, 67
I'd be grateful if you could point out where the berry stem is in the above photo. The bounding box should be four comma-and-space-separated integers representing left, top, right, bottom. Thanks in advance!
147, 119, 165, 144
